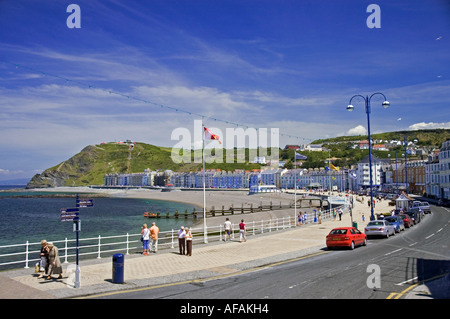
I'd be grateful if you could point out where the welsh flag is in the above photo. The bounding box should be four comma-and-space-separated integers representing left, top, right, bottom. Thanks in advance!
204, 126, 221, 144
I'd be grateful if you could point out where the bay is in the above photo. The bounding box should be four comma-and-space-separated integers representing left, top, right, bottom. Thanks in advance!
0, 188, 199, 245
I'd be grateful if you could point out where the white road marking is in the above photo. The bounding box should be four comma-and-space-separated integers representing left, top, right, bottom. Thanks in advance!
384, 248, 402, 256
395, 276, 418, 286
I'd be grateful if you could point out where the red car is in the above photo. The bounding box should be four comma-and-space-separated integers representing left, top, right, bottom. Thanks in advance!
399, 214, 413, 228
326, 227, 367, 250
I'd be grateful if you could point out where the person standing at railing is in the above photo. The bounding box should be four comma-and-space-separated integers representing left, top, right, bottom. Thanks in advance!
37, 240, 49, 279
149, 222, 159, 253
178, 226, 186, 255
46, 242, 62, 280
185, 227, 193, 256
141, 224, 150, 256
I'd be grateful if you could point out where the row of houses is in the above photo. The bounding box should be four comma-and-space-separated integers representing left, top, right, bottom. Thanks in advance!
103, 139, 450, 200
104, 167, 353, 190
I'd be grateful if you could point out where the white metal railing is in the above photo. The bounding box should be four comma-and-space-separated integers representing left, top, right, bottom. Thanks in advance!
0, 206, 346, 270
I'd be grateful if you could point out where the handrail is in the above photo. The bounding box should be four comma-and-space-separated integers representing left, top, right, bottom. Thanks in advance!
0, 206, 347, 270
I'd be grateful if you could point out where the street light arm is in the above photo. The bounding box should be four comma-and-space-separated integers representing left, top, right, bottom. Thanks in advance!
348, 94, 366, 106
368, 92, 389, 104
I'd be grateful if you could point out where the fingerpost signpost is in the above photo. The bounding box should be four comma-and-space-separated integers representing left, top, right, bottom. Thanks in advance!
60, 194, 94, 288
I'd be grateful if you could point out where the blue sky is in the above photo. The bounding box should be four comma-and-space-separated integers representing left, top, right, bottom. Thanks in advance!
0, 0, 449, 182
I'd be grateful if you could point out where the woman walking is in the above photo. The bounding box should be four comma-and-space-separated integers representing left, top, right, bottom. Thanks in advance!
46, 242, 63, 280
239, 219, 247, 243
37, 240, 49, 279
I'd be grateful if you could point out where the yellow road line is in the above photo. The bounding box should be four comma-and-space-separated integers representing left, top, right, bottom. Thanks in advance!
77, 251, 328, 299
387, 283, 419, 299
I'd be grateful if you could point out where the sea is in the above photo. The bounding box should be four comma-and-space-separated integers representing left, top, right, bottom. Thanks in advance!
0, 185, 199, 246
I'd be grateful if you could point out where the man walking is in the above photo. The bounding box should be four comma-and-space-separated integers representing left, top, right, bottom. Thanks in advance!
149, 222, 159, 253
178, 226, 186, 255
224, 218, 232, 242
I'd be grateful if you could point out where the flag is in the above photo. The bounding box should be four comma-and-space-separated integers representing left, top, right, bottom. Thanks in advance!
295, 152, 308, 160
349, 172, 356, 179
204, 126, 221, 144
330, 163, 339, 171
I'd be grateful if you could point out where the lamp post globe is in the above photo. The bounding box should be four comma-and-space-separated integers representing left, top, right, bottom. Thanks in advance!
347, 104, 354, 112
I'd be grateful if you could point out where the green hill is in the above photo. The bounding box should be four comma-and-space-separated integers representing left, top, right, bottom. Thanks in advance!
26, 129, 449, 188
26, 142, 262, 188
301, 128, 450, 169
312, 129, 450, 147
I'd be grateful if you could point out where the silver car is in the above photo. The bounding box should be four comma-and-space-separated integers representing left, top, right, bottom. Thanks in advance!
364, 220, 396, 238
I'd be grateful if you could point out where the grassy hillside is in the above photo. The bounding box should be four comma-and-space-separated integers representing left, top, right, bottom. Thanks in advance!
312, 129, 450, 147
27, 143, 264, 187
26, 129, 449, 188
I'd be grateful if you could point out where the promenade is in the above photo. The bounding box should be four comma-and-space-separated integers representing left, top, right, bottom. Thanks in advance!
0, 195, 440, 299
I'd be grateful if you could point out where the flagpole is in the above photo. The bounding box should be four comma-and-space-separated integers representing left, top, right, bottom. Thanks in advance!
202, 124, 208, 243
294, 152, 297, 227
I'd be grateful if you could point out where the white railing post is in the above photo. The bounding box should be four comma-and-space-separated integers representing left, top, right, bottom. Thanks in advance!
171, 229, 174, 249
219, 224, 223, 241
97, 235, 102, 259
63, 238, 68, 264
252, 221, 255, 236
24, 241, 29, 269
126, 233, 130, 255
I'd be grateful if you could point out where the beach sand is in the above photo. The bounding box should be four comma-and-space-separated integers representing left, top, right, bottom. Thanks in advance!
32, 187, 396, 229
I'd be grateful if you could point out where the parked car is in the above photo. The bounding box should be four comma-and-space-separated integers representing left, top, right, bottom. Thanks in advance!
412, 201, 431, 214
364, 220, 396, 238
399, 214, 413, 228
326, 227, 367, 250
405, 210, 421, 224
384, 216, 405, 233
420, 202, 431, 214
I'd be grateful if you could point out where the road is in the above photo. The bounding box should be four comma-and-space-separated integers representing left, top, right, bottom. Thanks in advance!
94, 205, 450, 299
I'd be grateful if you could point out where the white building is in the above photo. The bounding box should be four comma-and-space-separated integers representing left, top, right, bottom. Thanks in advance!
356, 155, 390, 189
425, 140, 450, 200
304, 144, 323, 152
440, 139, 450, 200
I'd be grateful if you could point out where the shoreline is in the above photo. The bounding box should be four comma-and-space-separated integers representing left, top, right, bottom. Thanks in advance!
18, 186, 381, 229
20, 187, 314, 228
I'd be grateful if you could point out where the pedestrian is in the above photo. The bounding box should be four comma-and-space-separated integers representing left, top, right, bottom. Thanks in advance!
141, 223, 150, 255
362, 213, 365, 222
178, 226, 186, 255
149, 222, 159, 253
239, 219, 247, 243
46, 242, 62, 280
338, 208, 343, 221
37, 239, 49, 279
297, 212, 303, 226
224, 218, 232, 241
303, 211, 308, 224
185, 227, 193, 256
333, 209, 337, 220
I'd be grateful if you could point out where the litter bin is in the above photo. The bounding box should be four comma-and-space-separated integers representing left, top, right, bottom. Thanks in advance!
352, 222, 358, 229
112, 253, 124, 284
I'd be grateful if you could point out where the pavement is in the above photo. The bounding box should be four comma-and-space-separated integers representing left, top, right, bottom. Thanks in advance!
0, 197, 447, 299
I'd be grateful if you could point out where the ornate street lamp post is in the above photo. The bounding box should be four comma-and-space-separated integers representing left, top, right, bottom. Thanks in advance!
347, 93, 390, 221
